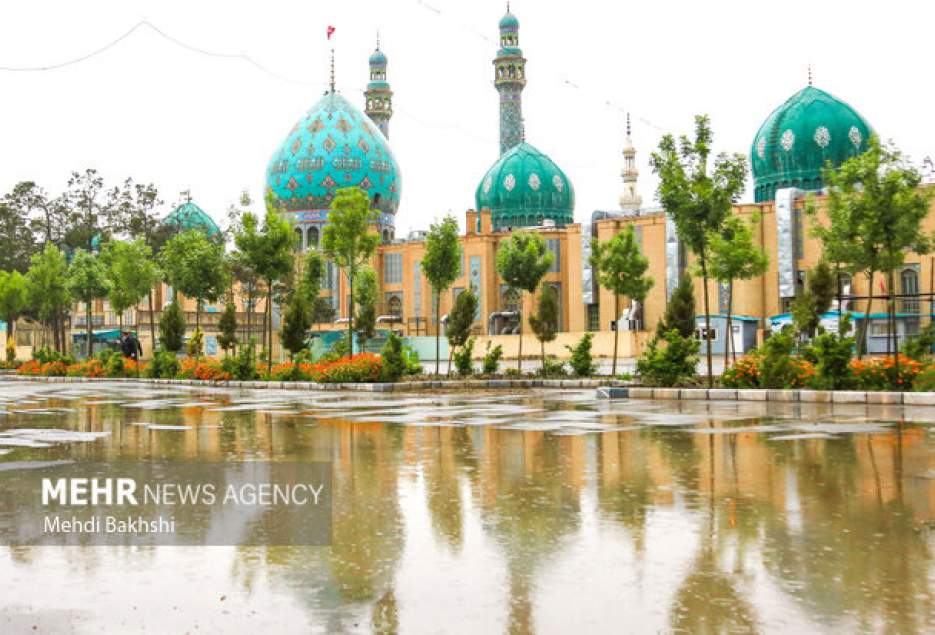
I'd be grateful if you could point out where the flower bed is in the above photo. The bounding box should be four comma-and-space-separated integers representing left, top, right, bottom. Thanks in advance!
263, 354, 384, 383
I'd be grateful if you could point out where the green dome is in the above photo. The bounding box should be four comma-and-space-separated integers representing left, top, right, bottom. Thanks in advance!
162, 201, 221, 238
475, 142, 574, 230
499, 12, 519, 31
752, 85, 872, 202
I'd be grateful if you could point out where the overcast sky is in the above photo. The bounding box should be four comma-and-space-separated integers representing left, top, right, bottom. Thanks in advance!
1, 0, 933, 235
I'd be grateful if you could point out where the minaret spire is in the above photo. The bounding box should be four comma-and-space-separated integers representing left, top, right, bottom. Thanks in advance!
365, 34, 393, 138
808, 63, 813, 87
494, 5, 526, 154
619, 113, 642, 213
330, 48, 335, 93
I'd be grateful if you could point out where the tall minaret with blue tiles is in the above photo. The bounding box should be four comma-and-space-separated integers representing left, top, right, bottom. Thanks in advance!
364, 35, 393, 138
494, 4, 526, 155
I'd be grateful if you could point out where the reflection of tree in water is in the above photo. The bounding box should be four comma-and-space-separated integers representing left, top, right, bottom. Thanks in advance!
759, 430, 934, 632
477, 431, 583, 634
233, 422, 406, 633
421, 427, 478, 552
596, 430, 657, 555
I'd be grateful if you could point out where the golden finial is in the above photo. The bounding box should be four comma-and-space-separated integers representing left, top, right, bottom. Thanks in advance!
330, 48, 335, 93
808, 64, 813, 87
626, 112, 631, 137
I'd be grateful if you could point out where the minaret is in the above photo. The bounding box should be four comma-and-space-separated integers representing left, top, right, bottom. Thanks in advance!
619, 113, 643, 212
365, 35, 393, 138
494, 4, 526, 155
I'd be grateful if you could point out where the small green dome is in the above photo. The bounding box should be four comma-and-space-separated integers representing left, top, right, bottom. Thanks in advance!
499, 12, 519, 31
162, 201, 221, 238
475, 142, 574, 230
752, 85, 872, 202
369, 48, 387, 66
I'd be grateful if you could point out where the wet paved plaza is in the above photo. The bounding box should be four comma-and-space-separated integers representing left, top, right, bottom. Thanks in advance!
1, 380, 934, 633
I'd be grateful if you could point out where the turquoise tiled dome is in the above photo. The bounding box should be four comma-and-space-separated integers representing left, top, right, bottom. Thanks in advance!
369, 49, 387, 66
162, 201, 220, 238
475, 142, 574, 230
499, 12, 519, 31
266, 91, 401, 228
752, 85, 872, 202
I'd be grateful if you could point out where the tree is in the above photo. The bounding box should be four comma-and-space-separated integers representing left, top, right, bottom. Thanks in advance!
651, 115, 747, 387
101, 239, 160, 334
0, 271, 28, 347
422, 214, 462, 374
590, 226, 654, 376
159, 300, 186, 353
321, 187, 380, 358
299, 247, 326, 320
657, 275, 696, 339
446, 289, 478, 376
234, 194, 295, 372
0, 183, 39, 272
495, 232, 554, 374
161, 229, 229, 332
791, 260, 836, 342
65, 169, 110, 251
217, 301, 239, 354
809, 137, 934, 372
528, 285, 560, 372
25, 245, 71, 352
706, 215, 768, 367
280, 294, 310, 360
353, 266, 378, 351
67, 249, 110, 358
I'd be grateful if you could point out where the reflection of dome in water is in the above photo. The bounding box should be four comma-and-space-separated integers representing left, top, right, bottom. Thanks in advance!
265, 91, 401, 230
161, 200, 220, 237
475, 142, 574, 230
751, 85, 872, 202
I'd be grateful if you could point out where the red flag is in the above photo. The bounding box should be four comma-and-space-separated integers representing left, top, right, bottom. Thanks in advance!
327, 26, 336, 40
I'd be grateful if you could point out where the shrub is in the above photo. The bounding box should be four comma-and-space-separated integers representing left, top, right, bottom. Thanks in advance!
566, 333, 597, 377
850, 354, 923, 391
758, 329, 817, 389
537, 355, 566, 377
636, 329, 699, 387
380, 332, 406, 382
5, 336, 15, 365
913, 364, 935, 392
145, 351, 180, 379
33, 347, 75, 365
187, 328, 204, 358
178, 357, 231, 381
269, 362, 311, 382
901, 324, 935, 361
66, 359, 106, 378
721, 355, 760, 388
807, 326, 855, 390
453, 337, 475, 377
482, 343, 503, 375
221, 342, 258, 381
316, 354, 383, 383
159, 301, 186, 353
403, 346, 422, 375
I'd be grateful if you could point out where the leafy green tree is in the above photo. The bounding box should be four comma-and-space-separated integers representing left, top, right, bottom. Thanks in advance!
590, 226, 654, 376
657, 275, 696, 339
809, 137, 933, 367
280, 294, 310, 360
161, 229, 229, 332
67, 249, 111, 358
0, 271, 28, 345
495, 232, 554, 374
321, 187, 380, 358
353, 266, 378, 351
791, 261, 836, 342
528, 285, 560, 371
0, 184, 38, 272
381, 331, 406, 382
422, 214, 462, 374
651, 115, 748, 386
65, 169, 111, 251
566, 333, 597, 377
159, 300, 186, 353
217, 301, 239, 354
299, 247, 326, 320
234, 193, 295, 372
706, 215, 768, 366
446, 289, 478, 376
25, 244, 71, 352
101, 239, 160, 333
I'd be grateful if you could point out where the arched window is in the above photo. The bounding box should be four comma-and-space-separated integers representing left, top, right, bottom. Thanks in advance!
901, 268, 920, 313
387, 294, 402, 318
294, 227, 304, 251
502, 288, 521, 313
308, 226, 319, 248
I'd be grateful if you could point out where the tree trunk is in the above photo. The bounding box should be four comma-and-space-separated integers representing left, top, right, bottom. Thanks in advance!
516, 298, 523, 375
148, 291, 156, 358
435, 293, 441, 375
86, 302, 92, 360
347, 267, 354, 359
857, 271, 875, 359
700, 259, 713, 387
540, 339, 545, 375
888, 270, 900, 388
725, 280, 734, 369
267, 283, 274, 374
612, 294, 620, 377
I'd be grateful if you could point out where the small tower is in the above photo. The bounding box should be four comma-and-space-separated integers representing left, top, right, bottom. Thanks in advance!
619, 113, 642, 212
493, 5, 526, 155
365, 36, 393, 138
